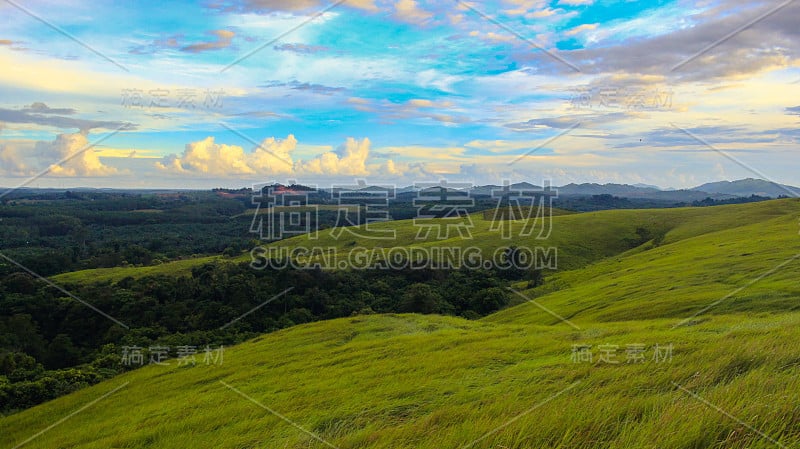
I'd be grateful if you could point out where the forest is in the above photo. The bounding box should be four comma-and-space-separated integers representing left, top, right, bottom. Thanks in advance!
0, 257, 542, 413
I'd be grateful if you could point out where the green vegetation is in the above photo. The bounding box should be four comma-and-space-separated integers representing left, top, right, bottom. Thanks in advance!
54, 198, 799, 283
1, 263, 522, 413
1, 199, 799, 448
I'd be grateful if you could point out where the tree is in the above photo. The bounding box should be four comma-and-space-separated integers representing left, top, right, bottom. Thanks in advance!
528, 269, 544, 288
470, 287, 508, 314
500, 246, 528, 280
400, 283, 443, 314
45, 334, 80, 369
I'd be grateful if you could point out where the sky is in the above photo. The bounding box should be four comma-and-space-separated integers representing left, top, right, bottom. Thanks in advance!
0, 0, 798, 190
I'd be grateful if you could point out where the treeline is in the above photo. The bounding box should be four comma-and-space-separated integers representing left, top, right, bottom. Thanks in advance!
691, 194, 776, 207
0, 191, 497, 277
0, 191, 254, 276
0, 260, 540, 413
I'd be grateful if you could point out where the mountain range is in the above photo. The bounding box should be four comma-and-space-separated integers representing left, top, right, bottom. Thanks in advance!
405, 178, 799, 201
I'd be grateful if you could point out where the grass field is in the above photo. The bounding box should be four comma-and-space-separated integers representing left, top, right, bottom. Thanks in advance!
6, 199, 800, 448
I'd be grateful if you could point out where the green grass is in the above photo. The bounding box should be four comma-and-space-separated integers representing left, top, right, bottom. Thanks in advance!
51, 255, 224, 285
6, 199, 800, 448
488, 210, 800, 325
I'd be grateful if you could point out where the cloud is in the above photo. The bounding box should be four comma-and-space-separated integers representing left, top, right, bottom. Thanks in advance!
507, 0, 800, 81
505, 111, 639, 131
0, 141, 30, 176
129, 34, 183, 55
501, 0, 548, 16
529, 7, 561, 18
394, 0, 433, 23
261, 80, 346, 95
557, 0, 594, 5
156, 139, 241, 174
250, 135, 297, 174
611, 125, 781, 150
22, 102, 76, 115
296, 137, 370, 175
0, 38, 26, 52
157, 135, 399, 178
273, 43, 329, 54
216, 0, 319, 12
42, 132, 120, 176
0, 132, 120, 177
786, 106, 800, 115
93, 148, 163, 159
344, 97, 467, 123
564, 23, 597, 36
407, 99, 450, 108
0, 104, 134, 132
213, 0, 377, 14
181, 30, 235, 53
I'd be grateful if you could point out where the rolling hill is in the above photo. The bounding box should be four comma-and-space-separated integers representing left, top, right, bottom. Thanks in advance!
5, 199, 800, 448
693, 178, 800, 198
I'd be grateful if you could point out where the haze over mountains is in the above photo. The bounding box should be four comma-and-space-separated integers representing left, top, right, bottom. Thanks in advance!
407, 178, 799, 201
5, 178, 797, 202
691, 178, 800, 198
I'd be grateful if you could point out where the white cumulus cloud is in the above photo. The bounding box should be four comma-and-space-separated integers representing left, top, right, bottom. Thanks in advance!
157, 135, 398, 178
0, 132, 119, 177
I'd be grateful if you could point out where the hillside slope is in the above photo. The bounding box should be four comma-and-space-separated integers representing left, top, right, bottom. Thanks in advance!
5, 199, 800, 448
488, 206, 800, 325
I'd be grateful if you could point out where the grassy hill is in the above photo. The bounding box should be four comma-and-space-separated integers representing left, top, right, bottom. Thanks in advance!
5, 199, 800, 448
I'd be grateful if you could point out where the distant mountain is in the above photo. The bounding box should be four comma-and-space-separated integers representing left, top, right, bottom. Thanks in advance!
632, 183, 661, 190
461, 182, 733, 202
691, 178, 799, 198
558, 183, 661, 197
555, 183, 736, 202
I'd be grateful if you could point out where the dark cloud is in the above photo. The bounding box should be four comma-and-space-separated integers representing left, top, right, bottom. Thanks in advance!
765, 126, 800, 142
23, 102, 76, 115
506, 111, 639, 131
273, 43, 329, 54
208, 0, 379, 15
210, 0, 320, 14
0, 38, 29, 52
129, 34, 183, 55
229, 110, 284, 118
614, 125, 778, 149
181, 30, 235, 53
260, 80, 346, 95
512, 0, 800, 81
0, 104, 136, 132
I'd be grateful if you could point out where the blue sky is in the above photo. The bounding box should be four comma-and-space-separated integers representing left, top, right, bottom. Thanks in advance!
0, 0, 799, 189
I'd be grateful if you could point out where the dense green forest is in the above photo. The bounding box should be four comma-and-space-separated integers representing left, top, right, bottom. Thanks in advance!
0, 259, 540, 413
